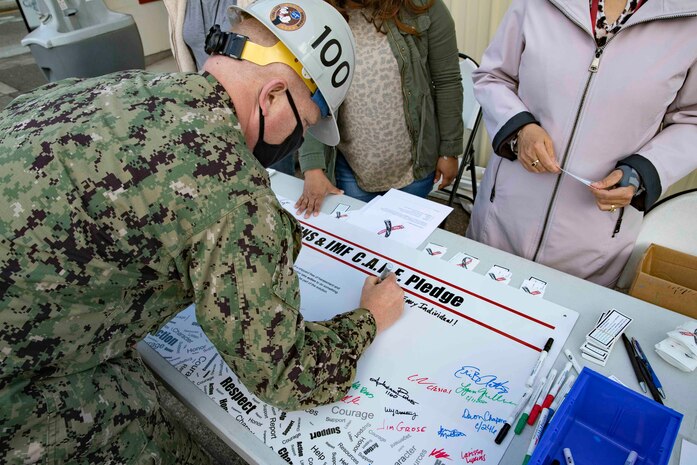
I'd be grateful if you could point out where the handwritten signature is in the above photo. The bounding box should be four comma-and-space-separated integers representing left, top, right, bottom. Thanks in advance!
462, 449, 487, 463
437, 426, 466, 439
351, 381, 375, 398
453, 366, 509, 395
385, 407, 419, 420
462, 408, 506, 435
369, 377, 419, 405
429, 448, 452, 460
455, 383, 514, 406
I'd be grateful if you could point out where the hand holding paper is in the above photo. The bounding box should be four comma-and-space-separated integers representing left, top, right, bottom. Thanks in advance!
590, 169, 635, 212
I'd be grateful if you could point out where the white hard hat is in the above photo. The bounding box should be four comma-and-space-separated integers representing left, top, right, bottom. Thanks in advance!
227, 0, 356, 146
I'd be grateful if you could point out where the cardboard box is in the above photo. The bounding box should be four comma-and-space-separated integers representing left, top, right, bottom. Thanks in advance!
629, 244, 697, 319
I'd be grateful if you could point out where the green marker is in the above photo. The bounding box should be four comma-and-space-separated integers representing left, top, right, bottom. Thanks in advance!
522, 408, 550, 465
515, 375, 547, 434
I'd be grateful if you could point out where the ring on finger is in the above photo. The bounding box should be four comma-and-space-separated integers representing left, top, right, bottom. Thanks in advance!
531, 159, 540, 168
609, 204, 616, 213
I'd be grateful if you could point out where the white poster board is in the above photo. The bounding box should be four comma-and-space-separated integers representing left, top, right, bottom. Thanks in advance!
144, 212, 578, 464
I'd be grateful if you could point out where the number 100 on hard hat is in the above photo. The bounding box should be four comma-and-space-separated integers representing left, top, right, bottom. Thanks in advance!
228, 0, 356, 146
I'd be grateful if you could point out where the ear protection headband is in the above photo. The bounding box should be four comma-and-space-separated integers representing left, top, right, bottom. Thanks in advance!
204, 25, 317, 93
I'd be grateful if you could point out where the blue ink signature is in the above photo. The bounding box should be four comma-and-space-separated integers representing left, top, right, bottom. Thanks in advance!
437, 426, 466, 439
453, 366, 510, 395
462, 408, 507, 435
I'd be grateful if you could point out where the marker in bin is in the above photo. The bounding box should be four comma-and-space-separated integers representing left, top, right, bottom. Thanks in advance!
542, 362, 573, 409
547, 374, 576, 422
521, 407, 550, 465
515, 375, 548, 434
528, 368, 556, 425
624, 451, 638, 465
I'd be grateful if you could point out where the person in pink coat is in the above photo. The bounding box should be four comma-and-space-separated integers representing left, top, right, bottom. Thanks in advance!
467, 0, 697, 286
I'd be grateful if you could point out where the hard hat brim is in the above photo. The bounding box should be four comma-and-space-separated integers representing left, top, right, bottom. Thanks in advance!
307, 116, 340, 147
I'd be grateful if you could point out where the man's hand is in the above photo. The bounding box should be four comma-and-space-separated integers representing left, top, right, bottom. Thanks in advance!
590, 169, 636, 212
360, 273, 404, 334
517, 124, 560, 173
295, 169, 343, 219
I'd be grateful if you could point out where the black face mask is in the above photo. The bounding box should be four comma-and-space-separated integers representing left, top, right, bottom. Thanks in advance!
253, 90, 304, 168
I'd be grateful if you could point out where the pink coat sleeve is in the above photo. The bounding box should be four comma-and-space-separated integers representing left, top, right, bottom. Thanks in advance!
635, 59, 697, 195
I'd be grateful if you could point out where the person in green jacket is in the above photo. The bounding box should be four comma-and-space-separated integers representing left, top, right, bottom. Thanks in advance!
0, 1, 405, 463
294, 0, 463, 218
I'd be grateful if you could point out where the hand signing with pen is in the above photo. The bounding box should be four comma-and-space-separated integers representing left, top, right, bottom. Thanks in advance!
590, 169, 635, 212
517, 124, 560, 174
360, 273, 404, 334
295, 168, 343, 218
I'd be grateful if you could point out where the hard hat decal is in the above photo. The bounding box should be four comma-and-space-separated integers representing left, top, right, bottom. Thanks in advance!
270, 4, 306, 31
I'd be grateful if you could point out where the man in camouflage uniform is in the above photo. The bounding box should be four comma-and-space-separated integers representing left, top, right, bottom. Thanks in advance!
0, 1, 404, 463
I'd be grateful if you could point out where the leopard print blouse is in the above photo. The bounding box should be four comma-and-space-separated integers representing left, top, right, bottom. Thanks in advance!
336, 9, 415, 192
593, 0, 646, 47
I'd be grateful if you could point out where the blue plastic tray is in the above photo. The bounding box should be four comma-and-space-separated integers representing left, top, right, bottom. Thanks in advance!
529, 368, 682, 465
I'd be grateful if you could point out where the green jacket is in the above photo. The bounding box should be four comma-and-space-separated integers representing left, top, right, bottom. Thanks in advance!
299, 0, 463, 183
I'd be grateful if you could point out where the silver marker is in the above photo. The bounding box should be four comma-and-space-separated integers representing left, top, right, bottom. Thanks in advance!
378, 263, 394, 282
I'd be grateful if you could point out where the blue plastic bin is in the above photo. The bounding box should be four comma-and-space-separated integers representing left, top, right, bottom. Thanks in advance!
529, 368, 682, 465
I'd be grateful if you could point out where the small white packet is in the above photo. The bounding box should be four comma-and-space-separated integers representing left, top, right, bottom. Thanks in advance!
448, 252, 480, 271
581, 352, 607, 366
586, 308, 632, 349
666, 320, 697, 358
486, 265, 512, 285
581, 341, 609, 364
520, 277, 547, 297
655, 338, 697, 372
422, 242, 447, 258
330, 203, 351, 220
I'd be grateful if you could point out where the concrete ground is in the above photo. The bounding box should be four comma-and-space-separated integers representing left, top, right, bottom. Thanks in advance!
0, 11, 471, 463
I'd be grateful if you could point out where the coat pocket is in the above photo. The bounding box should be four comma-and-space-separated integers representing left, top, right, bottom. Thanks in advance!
489, 157, 505, 202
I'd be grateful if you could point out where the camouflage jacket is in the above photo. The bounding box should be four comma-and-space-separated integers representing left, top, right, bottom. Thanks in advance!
0, 71, 376, 414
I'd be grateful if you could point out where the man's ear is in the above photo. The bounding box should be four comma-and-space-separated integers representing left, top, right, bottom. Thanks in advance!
258, 79, 288, 116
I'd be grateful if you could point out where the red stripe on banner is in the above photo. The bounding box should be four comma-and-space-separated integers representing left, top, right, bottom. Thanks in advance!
301, 236, 545, 352
299, 220, 555, 330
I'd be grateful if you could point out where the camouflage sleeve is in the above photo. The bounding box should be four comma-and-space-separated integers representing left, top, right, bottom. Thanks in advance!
183, 191, 377, 410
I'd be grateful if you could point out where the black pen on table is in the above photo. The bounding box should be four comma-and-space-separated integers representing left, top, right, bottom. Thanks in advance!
621, 334, 647, 393
633, 341, 663, 404
632, 337, 666, 399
